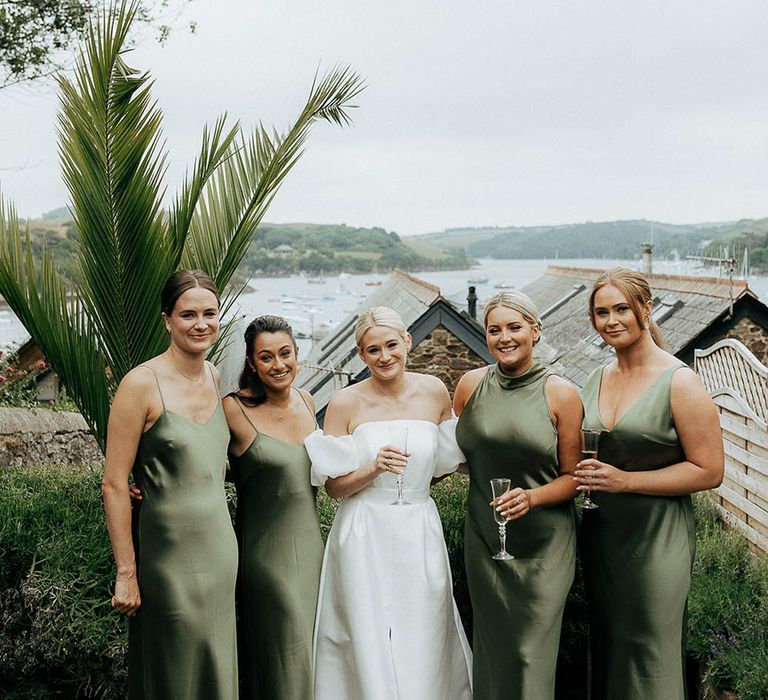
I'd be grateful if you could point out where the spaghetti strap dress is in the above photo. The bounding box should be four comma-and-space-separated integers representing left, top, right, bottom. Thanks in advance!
580, 364, 694, 700
229, 392, 324, 700
456, 362, 576, 700
128, 366, 238, 700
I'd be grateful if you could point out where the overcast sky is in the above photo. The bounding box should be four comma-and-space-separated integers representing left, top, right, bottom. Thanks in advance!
1, 0, 768, 235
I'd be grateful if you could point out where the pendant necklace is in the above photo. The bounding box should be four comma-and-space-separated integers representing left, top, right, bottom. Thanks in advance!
266, 396, 291, 421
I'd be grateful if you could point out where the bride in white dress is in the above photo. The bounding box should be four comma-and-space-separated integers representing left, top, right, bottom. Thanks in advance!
305, 306, 472, 700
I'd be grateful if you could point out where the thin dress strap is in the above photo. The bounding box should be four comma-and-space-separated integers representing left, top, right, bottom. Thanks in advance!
206, 362, 220, 398
232, 395, 259, 433
293, 387, 317, 427
138, 364, 165, 411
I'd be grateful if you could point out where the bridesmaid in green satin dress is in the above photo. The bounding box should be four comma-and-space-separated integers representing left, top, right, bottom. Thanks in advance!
103, 270, 238, 699
574, 268, 724, 700
222, 315, 323, 700
454, 291, 583, 699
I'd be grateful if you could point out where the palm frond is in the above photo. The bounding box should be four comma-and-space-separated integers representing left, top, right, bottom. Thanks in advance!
0, 197, 113, 448
57, 0, 171, 382
167, 114, 240, 256
181, 64, 365, 293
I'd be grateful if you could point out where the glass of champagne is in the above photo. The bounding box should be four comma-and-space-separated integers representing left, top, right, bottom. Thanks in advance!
389, 426, 409, 506
490, 478, 514, 560
580, 428, 601, 510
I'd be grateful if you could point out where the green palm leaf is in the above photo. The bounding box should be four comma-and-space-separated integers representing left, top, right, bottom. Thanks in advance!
0, 197, 113, 446
181, 65, 365, 290
182, 65, 365, 360
57, 0, 171, 381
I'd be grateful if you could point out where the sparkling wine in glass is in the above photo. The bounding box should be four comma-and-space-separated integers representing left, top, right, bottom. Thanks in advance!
389, 426, 409, 506
490, 478, 514, 560
580, 429, 601, 510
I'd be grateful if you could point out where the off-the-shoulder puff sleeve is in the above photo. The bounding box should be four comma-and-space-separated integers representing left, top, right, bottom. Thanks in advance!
435, 417, 466, 478
304, 429, 361, 487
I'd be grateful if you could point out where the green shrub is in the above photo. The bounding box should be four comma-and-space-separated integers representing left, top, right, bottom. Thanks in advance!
0, 466, 126, 698
0, 350, 47, 409
689, 495, 768, 699
0, 348, 79, 411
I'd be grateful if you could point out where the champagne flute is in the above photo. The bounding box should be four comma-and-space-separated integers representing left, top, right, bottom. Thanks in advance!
490, 478, 514, 560
389, 426, 410, 506
580, 429, 601, 510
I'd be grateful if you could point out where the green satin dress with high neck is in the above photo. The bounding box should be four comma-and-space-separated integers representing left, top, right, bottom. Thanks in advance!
457, 362, 576, 700
579, 364, 694, 700
230, 397, 324, 700
129, 370, 238, 700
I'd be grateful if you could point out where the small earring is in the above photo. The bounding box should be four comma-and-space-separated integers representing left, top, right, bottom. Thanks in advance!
644, 317, 650, 329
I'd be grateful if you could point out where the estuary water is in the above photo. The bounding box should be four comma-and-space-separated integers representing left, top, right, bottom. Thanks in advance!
2, 257, 766, 354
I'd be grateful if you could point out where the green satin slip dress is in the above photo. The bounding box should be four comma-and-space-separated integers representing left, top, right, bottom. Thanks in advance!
580, 364, 694, 700
456, 363, 576, 700
128, 367, 238, 700
230, 394, 324, 700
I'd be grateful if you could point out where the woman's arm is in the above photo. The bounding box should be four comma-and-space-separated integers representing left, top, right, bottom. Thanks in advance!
323, 393, 406, 500
101, 371, 153, 616
494, 375, 582, 520
574, 367, 724, 496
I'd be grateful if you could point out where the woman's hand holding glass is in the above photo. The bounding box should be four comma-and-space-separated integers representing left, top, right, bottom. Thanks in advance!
490, 486, 531, 521
374, 444, 409, 475
574, 458, 630, 494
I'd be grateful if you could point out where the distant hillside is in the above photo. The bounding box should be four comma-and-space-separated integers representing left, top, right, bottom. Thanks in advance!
12, 216, 469, 281
17, 216, 80, 281
410, 218, 768, 270
39, 207, 71, 221
16, 212, 768, 279
243, 223, 468, 275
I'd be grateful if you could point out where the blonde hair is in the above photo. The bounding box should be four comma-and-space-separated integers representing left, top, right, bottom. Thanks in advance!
588, 268, 664, 347
483, 290, 542, 331
354, 306, 408, 349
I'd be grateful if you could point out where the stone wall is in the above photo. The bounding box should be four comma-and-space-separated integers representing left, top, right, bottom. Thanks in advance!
726, 316, 768, 365
0, 407, 102, 468
408, 325, 487, 397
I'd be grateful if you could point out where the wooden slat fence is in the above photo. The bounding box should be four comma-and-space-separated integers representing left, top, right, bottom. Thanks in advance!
695, 338, 768, 553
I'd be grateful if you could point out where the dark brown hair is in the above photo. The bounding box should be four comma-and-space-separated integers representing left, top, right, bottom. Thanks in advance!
160, 269, 220, 316
588, 267, 664, 347
238, 315, 298, 406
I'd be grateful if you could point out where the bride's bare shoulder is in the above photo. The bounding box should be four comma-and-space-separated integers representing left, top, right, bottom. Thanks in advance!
406, 371, 448, 394
327, 381, 366, 412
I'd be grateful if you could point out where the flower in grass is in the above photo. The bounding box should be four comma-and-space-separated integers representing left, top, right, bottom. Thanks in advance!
0, 375, 6, 382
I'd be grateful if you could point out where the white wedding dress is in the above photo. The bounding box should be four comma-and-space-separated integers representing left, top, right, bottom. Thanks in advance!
304, 418, 473, 700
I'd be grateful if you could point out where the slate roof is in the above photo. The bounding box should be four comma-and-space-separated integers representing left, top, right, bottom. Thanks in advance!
522, 265, 766, 388
297, 269, 490, 414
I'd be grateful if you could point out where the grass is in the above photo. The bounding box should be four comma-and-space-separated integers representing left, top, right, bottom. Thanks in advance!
0, 466, 126, 698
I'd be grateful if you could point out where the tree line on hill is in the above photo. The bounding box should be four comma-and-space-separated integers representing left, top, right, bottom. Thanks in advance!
19, 212, 768, 281
18, 215, 470, 283
243, 223, 468, 275
416, 218, 768, 271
